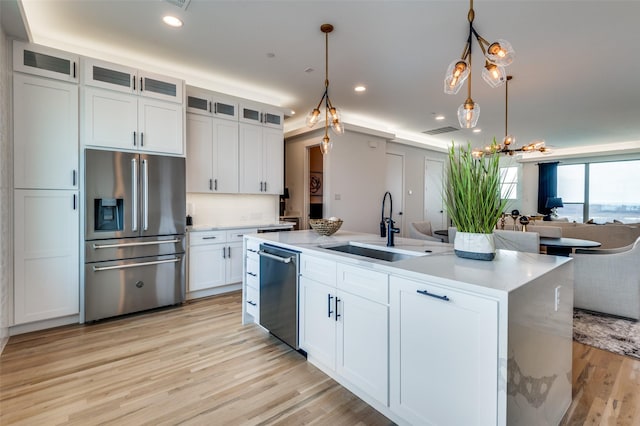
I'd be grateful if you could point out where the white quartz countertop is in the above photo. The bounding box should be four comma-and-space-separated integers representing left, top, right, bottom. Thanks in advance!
188, 222, 295, 232
247, 230, 572, 296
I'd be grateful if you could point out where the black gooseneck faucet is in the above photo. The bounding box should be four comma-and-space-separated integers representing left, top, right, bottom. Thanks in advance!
380, 191, 400, 246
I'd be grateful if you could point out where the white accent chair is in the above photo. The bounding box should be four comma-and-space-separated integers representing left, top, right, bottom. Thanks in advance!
448, 227, 540, 254
408, 221, 443, 242
571, 237, 640, 320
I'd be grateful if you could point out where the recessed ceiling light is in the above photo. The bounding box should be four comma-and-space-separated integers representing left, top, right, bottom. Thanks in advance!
162, 15, 183, 27
290, 110, 296, 115
473, 128, 482, 133
435, 115, 445, 121
354, 85, 366, 92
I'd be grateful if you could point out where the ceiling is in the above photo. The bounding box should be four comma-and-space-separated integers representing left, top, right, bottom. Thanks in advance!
13, 0, 640, 154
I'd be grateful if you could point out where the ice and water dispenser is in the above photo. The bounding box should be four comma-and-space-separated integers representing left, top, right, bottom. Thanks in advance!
94, 198, 124, 231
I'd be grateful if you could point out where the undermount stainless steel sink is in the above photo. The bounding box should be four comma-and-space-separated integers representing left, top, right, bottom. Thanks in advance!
323, 242, 422, 262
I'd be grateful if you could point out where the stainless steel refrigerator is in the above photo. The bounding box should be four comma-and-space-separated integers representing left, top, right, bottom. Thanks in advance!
84, 149, 186, 322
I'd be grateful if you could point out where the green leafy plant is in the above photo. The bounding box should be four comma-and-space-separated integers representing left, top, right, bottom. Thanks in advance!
444, 140, 511, 234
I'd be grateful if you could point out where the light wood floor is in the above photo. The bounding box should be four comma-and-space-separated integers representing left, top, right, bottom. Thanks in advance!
1, 292, 639, 425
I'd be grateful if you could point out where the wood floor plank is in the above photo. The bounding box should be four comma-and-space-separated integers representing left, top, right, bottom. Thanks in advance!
2, 291, 639, 425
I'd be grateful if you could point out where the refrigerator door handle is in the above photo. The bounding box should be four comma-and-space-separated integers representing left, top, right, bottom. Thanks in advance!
142, 159, 149, 231
131, 158, 138, 231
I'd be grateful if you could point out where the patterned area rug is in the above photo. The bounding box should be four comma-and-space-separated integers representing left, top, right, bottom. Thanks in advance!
573, 309, 640, 360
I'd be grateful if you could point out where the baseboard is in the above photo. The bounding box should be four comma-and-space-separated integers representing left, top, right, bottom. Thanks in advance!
9, 315, 79, 336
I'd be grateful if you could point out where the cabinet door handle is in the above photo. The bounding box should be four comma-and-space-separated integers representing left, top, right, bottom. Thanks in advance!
73, 194, 77, 210
209, 101, 212, 113
226, 246, 231, 258
72, 169, 77, 186
132, 76, 136, 91
327, 294, 334, 318
133, 131, 136, 146
222, 248, 226, 259
417, 289, 450, 302
214, 179, 218, 191
140, 132, 144, 147
72, 62, 76, 78
247, 300, 257, 306
264, 182, 267, 192
214, 102, 218, 114
335, 297, 341, 321
140, 77, 144, 92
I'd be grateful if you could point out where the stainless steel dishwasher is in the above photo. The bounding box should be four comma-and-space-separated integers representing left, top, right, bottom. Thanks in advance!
258, 243, 300, 349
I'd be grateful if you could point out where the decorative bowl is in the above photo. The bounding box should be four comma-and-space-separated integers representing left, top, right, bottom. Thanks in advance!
309, 218, 343, 236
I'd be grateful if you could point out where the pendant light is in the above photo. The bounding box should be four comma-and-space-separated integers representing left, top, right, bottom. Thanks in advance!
444, 0, 515, 128
306, 24, 343, 155
472, 75, 548, 158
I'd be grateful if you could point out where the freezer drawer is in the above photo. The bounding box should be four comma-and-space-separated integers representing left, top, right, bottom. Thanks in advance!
85, 253, 185, 321
85, 235, 185, 263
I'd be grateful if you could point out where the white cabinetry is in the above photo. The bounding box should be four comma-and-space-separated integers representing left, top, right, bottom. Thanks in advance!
13, 73, 78, 190
13, 41, 78, 83
187, 88, 238, 120
14, 190, 79, 324
244, 238, 260, 322
239, 103, 283, 129
188, 228, 256, 298
239, 123, 283, 194
299, 255, 389, 405
82, 58, 184, 155
186, 113, 238, 193
389, 275, 499, 426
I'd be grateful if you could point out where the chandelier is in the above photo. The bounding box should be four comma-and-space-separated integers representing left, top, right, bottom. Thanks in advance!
306, 23, 344, 155
444, 0, 515, 129
472, 75, 548, 158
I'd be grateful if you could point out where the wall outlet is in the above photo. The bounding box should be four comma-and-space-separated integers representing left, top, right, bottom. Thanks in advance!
554, 286, 561, 312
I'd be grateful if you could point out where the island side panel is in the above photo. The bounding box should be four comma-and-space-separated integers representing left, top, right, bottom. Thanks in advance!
507, 260, 573, 425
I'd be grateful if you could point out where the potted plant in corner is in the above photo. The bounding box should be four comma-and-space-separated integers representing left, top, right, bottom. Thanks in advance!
444, 140, 510, 260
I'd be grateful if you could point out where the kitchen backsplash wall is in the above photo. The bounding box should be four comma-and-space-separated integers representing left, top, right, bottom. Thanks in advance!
186, 193, 279, 227
0, 29, 12, 353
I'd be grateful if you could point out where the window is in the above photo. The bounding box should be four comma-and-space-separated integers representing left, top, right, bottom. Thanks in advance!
500, 166, 518, 200
557, 160, 640, 223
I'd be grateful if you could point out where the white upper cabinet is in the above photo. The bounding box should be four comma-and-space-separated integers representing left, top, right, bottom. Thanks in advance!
13, 41, 79, 83
13, 73, 78, 190
82, 58, 183, 103
239, 103, 283, 129
83, 87, 184, 155
239, 123, 283, 195
186, 88, 238, 120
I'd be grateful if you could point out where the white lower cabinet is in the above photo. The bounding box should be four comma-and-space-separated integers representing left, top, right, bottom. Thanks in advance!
389, 275, 499, 426
299, 255, 389, 407
188, 228, 255, 296
14, 189, 79, 324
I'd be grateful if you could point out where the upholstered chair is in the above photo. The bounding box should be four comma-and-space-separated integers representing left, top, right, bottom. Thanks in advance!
571, 237, 640, 320
408, 221, 442, 242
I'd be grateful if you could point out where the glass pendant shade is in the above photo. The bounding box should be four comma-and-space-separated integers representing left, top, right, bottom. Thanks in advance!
330, 118, 344, 135
486, 39, 515, 66
320, 136, 333, 155
457, 100, 480, 128
444, 59, 470, 94
482, 63, 506, 88
503, 134, 516, 146
306, 108, 321, 127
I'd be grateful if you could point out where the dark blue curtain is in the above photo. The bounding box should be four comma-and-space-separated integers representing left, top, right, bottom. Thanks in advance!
538, 162, 559, 215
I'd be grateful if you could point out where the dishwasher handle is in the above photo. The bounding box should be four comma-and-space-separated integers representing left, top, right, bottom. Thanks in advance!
258, 250, 293, 264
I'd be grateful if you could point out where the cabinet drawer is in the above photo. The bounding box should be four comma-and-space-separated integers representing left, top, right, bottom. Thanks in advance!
246, 286, 259, 318
189, 231, 226, 246
246, 238, 260, 256
246, 258, 259, 287
228, 228, 257, 243
337, 264, 388, 304
300, 255, 337, 286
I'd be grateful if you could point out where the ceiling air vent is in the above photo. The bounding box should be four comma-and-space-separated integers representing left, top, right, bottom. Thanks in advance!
163, 0, 191, 11
422, 126, 459, 135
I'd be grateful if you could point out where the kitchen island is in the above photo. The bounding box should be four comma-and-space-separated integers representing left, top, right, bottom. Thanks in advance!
242, 230, 573, 426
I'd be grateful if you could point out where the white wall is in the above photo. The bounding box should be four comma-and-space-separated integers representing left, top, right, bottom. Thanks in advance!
185, 193, 278, 227
0, 20, 12, 353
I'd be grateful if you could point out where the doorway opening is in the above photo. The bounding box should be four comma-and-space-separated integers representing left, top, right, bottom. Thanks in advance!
308, 145, 324, 222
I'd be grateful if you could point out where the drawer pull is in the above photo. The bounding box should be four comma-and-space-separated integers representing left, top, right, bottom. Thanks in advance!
247, 300, 257, 306
202, 236, 217, 240
417, 289, 450, 302
247, 272, 257, 277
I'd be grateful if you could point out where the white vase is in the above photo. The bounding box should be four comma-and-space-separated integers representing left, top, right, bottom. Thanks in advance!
454, 232, 496, 261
